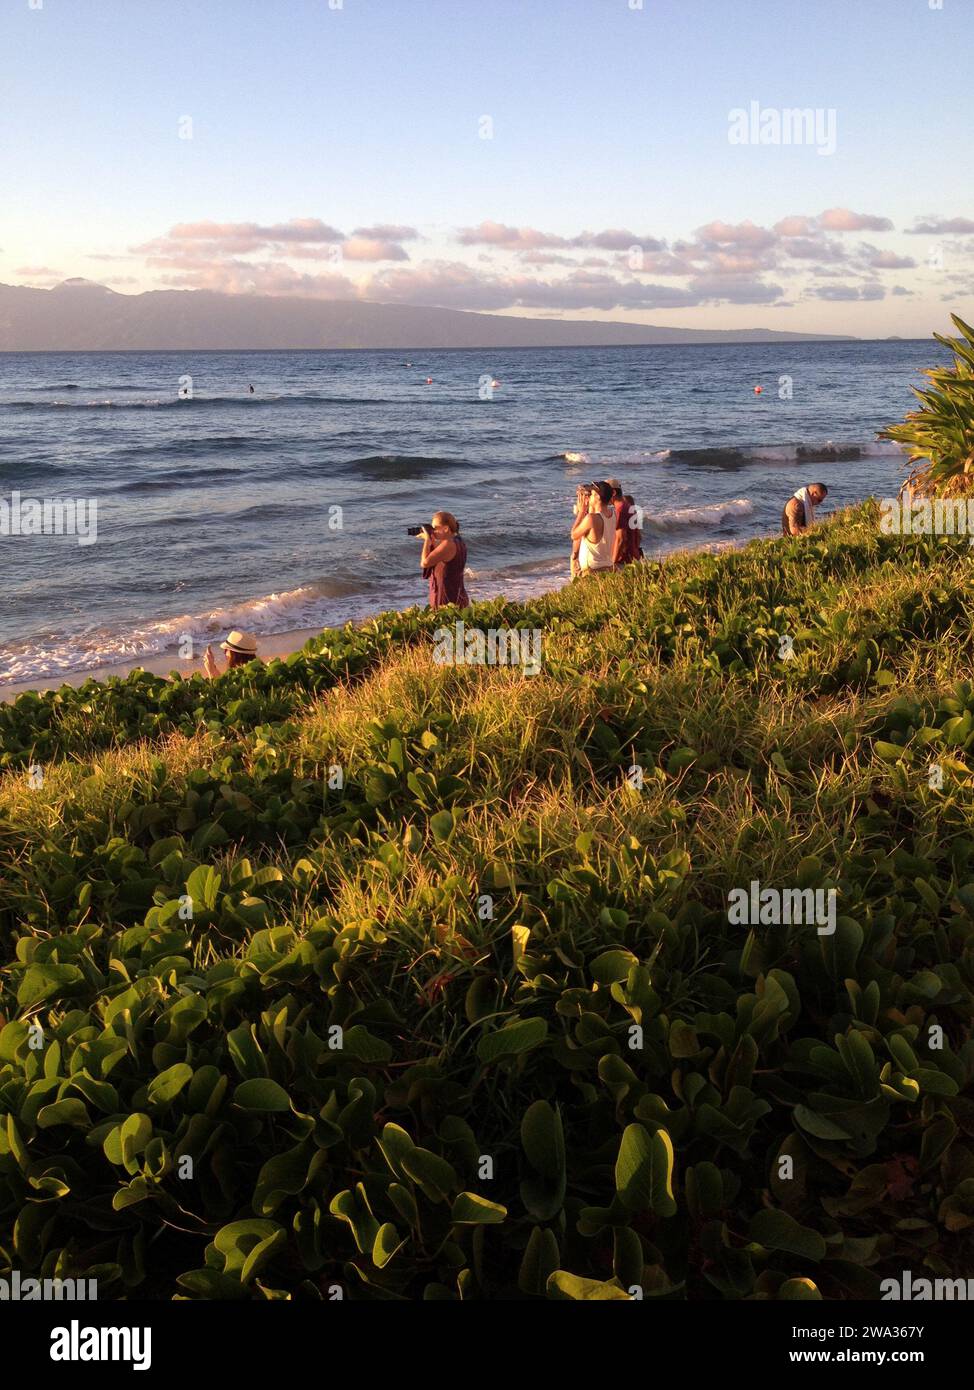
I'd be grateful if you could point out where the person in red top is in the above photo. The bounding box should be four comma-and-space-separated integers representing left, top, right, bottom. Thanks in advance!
607, 479, 640, 567
623, 494, 644, 561
418, 511, 470, 609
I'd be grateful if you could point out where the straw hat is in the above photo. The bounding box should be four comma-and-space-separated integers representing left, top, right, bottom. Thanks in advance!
219, 630, 258, 656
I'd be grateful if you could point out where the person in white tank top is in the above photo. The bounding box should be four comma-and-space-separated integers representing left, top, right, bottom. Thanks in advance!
571, 480, 617, 575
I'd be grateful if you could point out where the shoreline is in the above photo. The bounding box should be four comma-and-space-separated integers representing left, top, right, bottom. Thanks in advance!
0, 536, 750, 706
0, 626, 327, 703
0, 537, 750, 703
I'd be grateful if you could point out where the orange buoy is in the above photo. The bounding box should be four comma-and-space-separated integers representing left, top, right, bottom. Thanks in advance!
754, 385, 763, 394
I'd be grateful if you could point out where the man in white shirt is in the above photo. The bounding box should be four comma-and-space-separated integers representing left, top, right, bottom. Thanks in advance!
782, 482, 828, 535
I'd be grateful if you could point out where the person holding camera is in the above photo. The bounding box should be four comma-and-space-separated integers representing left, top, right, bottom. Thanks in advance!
414, 511, 469, 609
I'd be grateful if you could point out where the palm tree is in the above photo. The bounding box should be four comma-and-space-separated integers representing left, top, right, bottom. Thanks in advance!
882, 314, 974, 496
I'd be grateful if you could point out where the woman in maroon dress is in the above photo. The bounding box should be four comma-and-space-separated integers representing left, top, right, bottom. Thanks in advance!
419, 511, 470, 609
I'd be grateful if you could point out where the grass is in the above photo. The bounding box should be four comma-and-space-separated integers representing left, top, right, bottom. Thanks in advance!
1, 499, 973, 1300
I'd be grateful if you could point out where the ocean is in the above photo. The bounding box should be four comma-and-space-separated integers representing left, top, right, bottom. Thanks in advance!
0, 340, 938, 687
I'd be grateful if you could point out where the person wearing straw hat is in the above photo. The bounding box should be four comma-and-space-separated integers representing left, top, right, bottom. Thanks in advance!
202, 629, 260, 679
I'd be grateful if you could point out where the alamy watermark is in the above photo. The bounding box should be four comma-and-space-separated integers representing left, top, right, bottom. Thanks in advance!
881, 1270, 974, 1300
727, 879, 837, 935
880, 495, 974, 543
0, 1270, 98, 1300
50, 1320, 150, 1371
432, 620, 542, 676
728, 101, 837, 156
0, 492, 97, 545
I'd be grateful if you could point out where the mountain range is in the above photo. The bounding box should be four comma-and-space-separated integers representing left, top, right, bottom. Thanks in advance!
0, 279, 855, 351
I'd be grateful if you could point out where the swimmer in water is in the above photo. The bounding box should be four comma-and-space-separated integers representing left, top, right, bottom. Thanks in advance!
249, 385, 255, 394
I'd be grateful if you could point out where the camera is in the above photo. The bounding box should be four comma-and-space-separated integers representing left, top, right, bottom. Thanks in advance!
406, 525, 429, 536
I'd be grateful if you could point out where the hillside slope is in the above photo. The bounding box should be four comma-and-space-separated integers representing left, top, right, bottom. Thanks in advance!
1, 503, 972, 1300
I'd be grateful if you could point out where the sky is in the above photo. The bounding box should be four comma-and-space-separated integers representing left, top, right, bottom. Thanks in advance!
1, 0, 972, 338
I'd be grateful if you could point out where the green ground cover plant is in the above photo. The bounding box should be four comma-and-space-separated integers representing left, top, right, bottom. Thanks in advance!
1, 500, 973, 1300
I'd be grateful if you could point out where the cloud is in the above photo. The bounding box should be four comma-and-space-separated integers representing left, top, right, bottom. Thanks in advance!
705, 251, 775, 276
767, 212, 910, 278
776, 208, 894, 237
862, 248, 917, 270
137, 218, 413, 271
626, 249, 700, 276
15, 265, 62, 277
694, 220, 777, 250
891, 285, 914, 297
515, 250, 581, 268
456, 221, 569, 250
167, 218, 345, 250
137, 218, 414, 264
351, 224, 419, 241
818, 207, 893, 233
142, 240, 788, 310
361, 261, 519, 310
774, 215, 816, 238
811, 284, 860, 300
340, 238, 410, 262
455, 220, 663, 253
518, 250, 614, 269
688, 273, 784, 304
114, 204, 932, 316
907, 216, 974, 235
781, 237, 847, 262
812, 282, 885, 301
513, 271, 698, 311
577, 228, 664, 252
155, 256, 355, 298
510, 271, 700, 312
667, 224, 783, 284
363, 260, 701, 311
688, 217, 906, 286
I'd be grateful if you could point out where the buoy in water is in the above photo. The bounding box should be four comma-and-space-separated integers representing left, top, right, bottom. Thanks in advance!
426, 377, 433, 384
491, 379, 501, 388
753, 385, 763, 395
